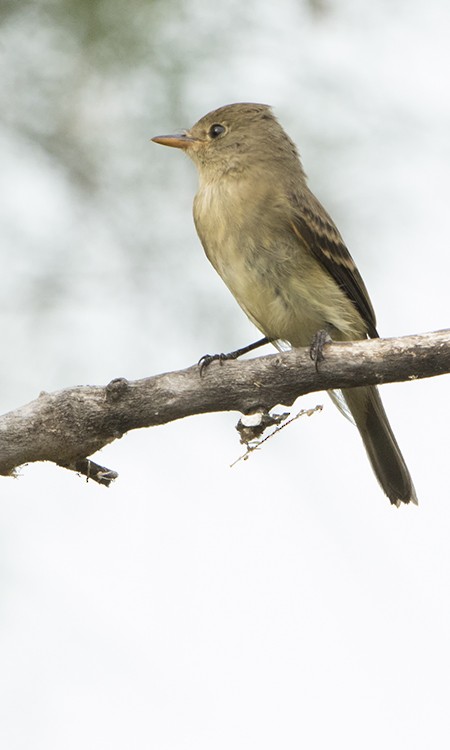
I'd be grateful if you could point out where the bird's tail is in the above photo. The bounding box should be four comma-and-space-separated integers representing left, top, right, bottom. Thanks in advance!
342, 385, 418, 506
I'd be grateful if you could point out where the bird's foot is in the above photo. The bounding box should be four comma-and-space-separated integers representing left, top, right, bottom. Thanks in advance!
198, 337, 270, 377
198, 350, 238, 376
310, 329, 332, 372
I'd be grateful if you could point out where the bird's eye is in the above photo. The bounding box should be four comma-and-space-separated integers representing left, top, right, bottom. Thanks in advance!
209, 123, 226, 139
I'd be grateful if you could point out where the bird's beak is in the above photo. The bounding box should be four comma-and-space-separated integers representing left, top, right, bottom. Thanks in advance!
151, 132, 199, 150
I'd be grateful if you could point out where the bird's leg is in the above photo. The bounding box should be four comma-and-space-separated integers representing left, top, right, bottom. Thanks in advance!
310, 329, 333, 372
199, 337, 270, 376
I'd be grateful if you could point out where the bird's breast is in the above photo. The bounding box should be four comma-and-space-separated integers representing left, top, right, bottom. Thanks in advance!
192, 177, 363, 345
193, 178, 278, 320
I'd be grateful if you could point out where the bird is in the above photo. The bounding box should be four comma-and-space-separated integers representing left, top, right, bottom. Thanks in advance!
152, 102, 417, 506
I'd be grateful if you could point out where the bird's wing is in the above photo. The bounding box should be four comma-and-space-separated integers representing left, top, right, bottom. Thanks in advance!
290, 189, 379, 339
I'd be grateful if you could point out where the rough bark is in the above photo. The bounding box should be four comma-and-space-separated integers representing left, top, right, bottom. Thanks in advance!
0, 329, 448, 484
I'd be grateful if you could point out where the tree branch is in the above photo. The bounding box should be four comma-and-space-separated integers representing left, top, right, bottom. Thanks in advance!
1, 329, 449, 483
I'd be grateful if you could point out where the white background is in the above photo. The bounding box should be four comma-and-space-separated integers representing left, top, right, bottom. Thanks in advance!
0, 1, 449, 747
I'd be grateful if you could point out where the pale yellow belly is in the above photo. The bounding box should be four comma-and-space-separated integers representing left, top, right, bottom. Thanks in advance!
206, 235, 365, 346
193, 179, 366, 346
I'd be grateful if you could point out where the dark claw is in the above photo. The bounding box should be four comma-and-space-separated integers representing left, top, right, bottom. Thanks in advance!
198, 353, 217, 376
198, 351, 238, 376
310, 329, 332, 372
198, 337, 270, 377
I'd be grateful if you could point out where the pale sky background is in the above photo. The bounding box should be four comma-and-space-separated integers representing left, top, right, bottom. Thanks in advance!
0, 1, 449, 748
